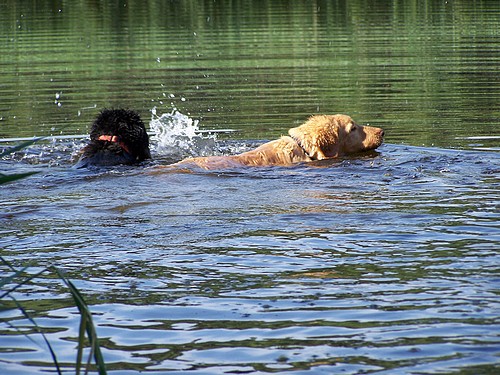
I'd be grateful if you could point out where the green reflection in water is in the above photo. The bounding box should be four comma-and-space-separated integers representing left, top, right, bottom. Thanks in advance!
1, 0, 498, 147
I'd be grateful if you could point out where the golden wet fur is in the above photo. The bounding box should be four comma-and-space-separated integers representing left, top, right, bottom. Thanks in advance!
173, 114, 384, 169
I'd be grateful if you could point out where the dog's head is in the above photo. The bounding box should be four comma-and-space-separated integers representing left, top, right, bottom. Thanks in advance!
288, 114, 384, 159
89, 109, 151, 161
77, 109, 151, 167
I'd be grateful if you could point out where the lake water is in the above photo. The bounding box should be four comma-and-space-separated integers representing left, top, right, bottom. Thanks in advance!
1, 1, 499, 374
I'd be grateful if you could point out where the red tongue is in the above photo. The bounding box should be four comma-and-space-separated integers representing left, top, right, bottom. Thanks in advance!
97, 135, 131, 154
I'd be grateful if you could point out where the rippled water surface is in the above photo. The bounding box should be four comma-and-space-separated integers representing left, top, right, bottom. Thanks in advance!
1, 1, 499, 374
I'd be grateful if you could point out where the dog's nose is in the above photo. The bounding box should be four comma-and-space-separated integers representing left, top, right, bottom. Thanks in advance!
380, 129, 385, 137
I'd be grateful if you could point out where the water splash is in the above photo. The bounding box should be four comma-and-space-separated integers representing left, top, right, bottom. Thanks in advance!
1, 138, 80, 167
149, 108, 217, 161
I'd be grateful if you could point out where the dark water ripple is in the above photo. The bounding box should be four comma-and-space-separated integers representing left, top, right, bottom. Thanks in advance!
1, 0, 499, 371
1, 143, 499, 374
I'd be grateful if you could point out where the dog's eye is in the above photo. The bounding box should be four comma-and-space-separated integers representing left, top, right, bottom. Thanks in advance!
349, 124, 357, 133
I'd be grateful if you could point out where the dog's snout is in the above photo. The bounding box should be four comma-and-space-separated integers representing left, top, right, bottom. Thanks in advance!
380, 129, 385, 137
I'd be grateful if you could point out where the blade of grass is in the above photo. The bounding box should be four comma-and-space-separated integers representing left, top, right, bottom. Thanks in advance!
9, 296, 63, 375
0, 258, 62, 375
84, 343, 95, 375
0, 137, 46, 158
75, 311, 87, 375
0, 256, 18, 272
1, 257, 107, 374
0, 268, 48, 300
0, 267, 29, 290
0, 136, 45, 184
0, 171, 39, 185
54, 268, 107, 375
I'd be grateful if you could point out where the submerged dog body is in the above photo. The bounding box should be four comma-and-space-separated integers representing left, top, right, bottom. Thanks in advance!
175, 114, 384, 169
179, 136, 312, 169
75, 109, 151, 168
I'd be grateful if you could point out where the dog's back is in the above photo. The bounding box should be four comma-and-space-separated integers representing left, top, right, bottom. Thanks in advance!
172, 136, 311, 170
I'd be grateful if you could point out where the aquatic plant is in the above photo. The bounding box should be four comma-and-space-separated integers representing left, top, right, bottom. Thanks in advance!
0, 170, 38, 184
0, 257, 107, 375
0, 137, 43, 185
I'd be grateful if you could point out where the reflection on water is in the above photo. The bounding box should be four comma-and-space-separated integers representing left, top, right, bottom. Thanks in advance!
0, 0, 499, 149
1, 0, 499, 374
1, 140, 499, 373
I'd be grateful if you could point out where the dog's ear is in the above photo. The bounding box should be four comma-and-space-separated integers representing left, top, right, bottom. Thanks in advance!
288, 115, 340, 159
119, 117, 151, 161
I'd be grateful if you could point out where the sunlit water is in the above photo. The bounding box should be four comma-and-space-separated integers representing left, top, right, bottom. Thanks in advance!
1, 109, 499, 374
1, 0, 500, 374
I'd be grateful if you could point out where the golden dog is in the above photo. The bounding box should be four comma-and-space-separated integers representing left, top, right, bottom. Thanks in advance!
172, 114, 384, 169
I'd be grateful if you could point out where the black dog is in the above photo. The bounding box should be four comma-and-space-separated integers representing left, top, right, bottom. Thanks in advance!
75, 109, 151, 168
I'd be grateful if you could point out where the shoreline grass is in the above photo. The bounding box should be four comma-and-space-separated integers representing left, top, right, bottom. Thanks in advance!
0, 257, 107, 375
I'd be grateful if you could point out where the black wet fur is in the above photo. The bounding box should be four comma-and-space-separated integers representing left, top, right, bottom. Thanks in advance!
75, 109, 151, 168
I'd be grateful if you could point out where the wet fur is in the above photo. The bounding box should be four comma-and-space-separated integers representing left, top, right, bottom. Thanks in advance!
173, 114, 384, 169
75, 109, 151, 168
